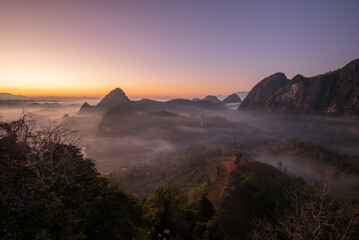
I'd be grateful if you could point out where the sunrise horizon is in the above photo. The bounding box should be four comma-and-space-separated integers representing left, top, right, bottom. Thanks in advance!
2, 1, 358, 98
1, 85, 250, 99
3, 57, 358, 98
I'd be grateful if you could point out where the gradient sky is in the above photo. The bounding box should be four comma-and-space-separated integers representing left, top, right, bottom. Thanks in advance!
1, 0, 359, 98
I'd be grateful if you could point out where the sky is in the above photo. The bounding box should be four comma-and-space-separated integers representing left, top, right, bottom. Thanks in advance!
1, 0, 359, 98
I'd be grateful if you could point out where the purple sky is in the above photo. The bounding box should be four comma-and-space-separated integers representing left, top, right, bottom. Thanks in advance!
1, 0, 359, 97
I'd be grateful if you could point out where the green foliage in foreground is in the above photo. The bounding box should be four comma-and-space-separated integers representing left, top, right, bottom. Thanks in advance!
142, 185, 225, 240
2, 116, 359, 240
0, 116, 225, 240
110, 144, 225, 198
0, 118, 141, 239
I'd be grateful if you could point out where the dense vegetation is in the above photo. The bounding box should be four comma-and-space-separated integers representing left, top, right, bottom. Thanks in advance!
110, 145, 226, 197
141, 185, 225, 240
2, 116, 359, 239
0, 116, 224, 240
250, 181, 359, 240
0, 115, 140, 239
216, 158, 293, 239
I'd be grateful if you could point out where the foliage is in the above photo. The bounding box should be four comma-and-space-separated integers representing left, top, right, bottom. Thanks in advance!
142, 185, 226, 240
250, 176, 359, 240
3, 115, 359, 239
0, 115, 141, 239
0, 115, 228, 240
110, 144, 226, 197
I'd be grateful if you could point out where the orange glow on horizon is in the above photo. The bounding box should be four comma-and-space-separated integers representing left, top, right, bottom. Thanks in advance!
0, 59, 251, 98
0, 1, 254, 100
1, 1, 357, 101
1, 62, 251, 98
3, 84, 249, 99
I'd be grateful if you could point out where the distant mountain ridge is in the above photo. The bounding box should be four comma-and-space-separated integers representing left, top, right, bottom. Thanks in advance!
215, 91, 248, 101
0, 93, 98, 102
80, 88, 226, 113
222, 93, 242, 103
204, 95, 221, 103
239, 58, 359, 115
0, 93, 29, 100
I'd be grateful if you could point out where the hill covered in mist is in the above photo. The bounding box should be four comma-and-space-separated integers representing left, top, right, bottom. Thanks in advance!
239, 58, 359, 115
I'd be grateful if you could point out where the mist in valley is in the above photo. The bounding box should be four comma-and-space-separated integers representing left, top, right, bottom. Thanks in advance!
2, 96, 359, 196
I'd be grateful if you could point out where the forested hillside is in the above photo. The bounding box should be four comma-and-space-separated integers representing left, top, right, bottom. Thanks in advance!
0, 116, 224, 240
2, 116, 359, 239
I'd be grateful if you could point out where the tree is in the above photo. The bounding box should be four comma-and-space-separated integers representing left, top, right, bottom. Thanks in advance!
142, 185, 226, 240
249, 174, 359, 240
143, 185, 191, 239
0, 115, 141, 239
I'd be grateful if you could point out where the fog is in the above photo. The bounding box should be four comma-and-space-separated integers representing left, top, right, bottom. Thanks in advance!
1, 97, 359, 195
254, 153, 359, 196
0, 99, 100, 124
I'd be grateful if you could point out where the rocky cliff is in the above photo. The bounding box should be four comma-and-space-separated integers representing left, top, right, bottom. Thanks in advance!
239, 59, 359, 115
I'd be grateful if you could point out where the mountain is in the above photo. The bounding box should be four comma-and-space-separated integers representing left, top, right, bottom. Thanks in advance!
79, 101, 93, 111
96, 88, 130, 108
239, 59, 359, 115
222, 93, 242, 103
239, 72, 290, 110
0, 93, 29, 100
234, 91, 249, 100
80, 88, 225, 113
216, 91, 248, 101
209, 157, 292, 239
204, 95, 221, 103
80, 88, 131, 112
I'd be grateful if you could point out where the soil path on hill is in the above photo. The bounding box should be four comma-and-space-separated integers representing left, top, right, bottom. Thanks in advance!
207, 156, 236, 209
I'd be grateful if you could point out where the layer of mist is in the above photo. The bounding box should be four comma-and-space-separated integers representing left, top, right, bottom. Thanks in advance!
2, 96, 359, 196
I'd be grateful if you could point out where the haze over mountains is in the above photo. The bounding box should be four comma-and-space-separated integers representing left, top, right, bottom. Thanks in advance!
80, 88, 243, 113
223, 94, 242, 103
1, 58, 359, 240
71, 59, 359, 239
76, 58, 359, 117
0, 93, 30, 100
0, 92, 98, 101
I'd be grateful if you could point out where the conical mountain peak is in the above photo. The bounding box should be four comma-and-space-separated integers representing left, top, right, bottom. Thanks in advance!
96, 88, 131, 109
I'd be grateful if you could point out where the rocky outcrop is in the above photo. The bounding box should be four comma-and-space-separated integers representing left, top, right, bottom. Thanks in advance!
238, 59, 359, 115
79, 102, 94, 112
239, 72, 290, 110
79, 88, 131, 112
96, 88, 131, 109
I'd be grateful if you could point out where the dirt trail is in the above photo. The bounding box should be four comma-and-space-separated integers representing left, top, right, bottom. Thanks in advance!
207, 156, 236, 208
